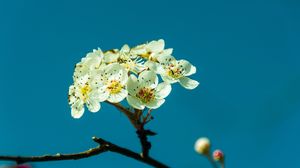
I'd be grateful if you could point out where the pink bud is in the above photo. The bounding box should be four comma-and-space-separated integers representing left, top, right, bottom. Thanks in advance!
213, 149, 224, 162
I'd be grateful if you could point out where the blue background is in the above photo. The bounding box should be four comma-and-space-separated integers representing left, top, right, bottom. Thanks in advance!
0, 0, 299, 167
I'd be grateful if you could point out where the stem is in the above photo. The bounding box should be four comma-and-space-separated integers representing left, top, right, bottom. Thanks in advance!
105, 103, 159, 163
106, 101, 138, 129
0, 137, 169, 168
207, 155, 218, 168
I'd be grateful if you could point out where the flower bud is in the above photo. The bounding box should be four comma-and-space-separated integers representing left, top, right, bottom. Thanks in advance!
194, 137, 210, 155
213, 149, 224, 162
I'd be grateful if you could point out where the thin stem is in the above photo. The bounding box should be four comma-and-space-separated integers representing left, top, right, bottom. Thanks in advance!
220, 160, 225, 168
105, 101, 138, 128
207, 155, 218, 168
0, 137, 169, 168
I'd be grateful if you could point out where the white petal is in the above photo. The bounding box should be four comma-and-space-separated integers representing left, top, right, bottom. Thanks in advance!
131, 44, 147, 55
147, 39, 164, 53
162, 48, 173, 56
121, 44, 130, 53
145, 99, 165, 109
127, 95, 145, 110
157, 55, 176, 65
179, 76, 199, 89
86, 99, 101, 113
103, 49, 119, 63
119, 68, 129, 85
68, 85, 76, 105
71, 100, 85, 119
177, 60, 192, 76
127, 74, 139, 95
161, 75, 178, 84
144, 61, 164, 74
138, 70, 158, 88
89, 90, 109, 102
185, 65, 196, 76
155, 82, 172, 99
107, 89, 128, 103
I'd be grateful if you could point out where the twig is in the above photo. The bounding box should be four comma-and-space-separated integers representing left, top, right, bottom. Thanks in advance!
94, 137, 168, 168
105, 101, 138, 128
0, 137, 169, 168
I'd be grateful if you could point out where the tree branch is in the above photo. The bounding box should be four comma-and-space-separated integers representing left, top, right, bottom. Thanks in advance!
106, 102, 157, 158
0, 137, 169, 168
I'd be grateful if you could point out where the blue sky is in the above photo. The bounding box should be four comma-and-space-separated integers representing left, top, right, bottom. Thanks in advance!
0, 0, 299, 167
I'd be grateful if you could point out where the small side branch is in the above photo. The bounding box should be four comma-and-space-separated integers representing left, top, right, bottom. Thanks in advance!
0, 137, 168, 168
93, 137, 168, 168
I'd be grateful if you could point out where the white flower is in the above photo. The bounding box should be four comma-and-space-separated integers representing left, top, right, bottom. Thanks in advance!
103, 45, 146, 74
126, 70, 171, 110
73, 48, 104, 81
132, 39, 173, 61
92, 63, 128, 103
68, 75, 104, 119
155, 55, 199, 90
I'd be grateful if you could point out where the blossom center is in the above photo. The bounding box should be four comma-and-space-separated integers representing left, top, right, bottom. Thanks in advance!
167, 64, 182, 79
107, 80, 123, 94
80, 84, 91, 102
136, 87, 155, 103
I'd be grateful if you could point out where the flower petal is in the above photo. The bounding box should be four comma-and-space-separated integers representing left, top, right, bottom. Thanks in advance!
161, 74, 178, 84
68, 85, 76, 105
145, 99, 165, 109
185, 65, 196, 76
144, 61, 164, 74
138, 70, 158, 88
120, 44, 130, 53
127, 74, 139, 95
103, 49, 119, 63
86, 99, 101, 113
107, 89, 128, 103
89, 90, 109, 102
179, 76, 199, 89
177, 60, 192, 76
147, 39, 164, 53
71, 100, 85, 119
127, 95, 145, 110
157, 55, 175, 65
155, 82, 172, 99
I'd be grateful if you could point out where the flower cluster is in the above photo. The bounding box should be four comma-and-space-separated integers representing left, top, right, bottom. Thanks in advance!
68, 39, 199, 118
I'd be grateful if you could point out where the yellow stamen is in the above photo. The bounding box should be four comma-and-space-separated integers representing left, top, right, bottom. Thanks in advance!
107, 80, 123, 94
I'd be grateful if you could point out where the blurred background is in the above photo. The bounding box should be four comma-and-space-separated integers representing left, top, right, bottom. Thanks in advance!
0, 0, 299, 167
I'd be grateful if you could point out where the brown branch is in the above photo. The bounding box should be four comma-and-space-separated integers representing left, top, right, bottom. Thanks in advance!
93, 137, 168, 168
0, 137, 169, 168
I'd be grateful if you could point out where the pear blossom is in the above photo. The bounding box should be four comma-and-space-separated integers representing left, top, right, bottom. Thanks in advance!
92, 63, 128, 103
155, 55, 199, 90
126, 70, 171, 110
68, 75, 104, 119
103, 45, 145, 74
132, 39, 173, 61
73, 48, 104, 81
68, 39, 200, 118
